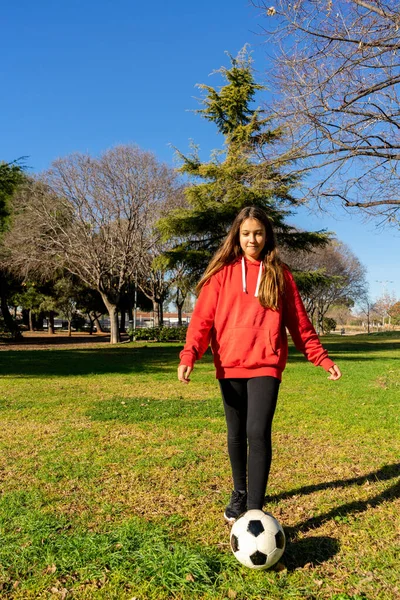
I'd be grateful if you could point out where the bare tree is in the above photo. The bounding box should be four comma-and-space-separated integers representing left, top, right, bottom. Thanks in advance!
138, 244, 185, 327
325, 304, 353, 327
281, 240, 367, 331
374, 291, 398, 326
255, 0, 400, 225
5, 146, 181, 343
136, 186, 188, 326
358, 290, 375, 333
172, 270, 196, 326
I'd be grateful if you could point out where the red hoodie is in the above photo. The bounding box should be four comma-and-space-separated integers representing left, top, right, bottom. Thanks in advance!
179, 257, 334, 380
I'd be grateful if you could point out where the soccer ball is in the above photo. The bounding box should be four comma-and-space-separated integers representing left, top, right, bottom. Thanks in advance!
230, 509, 285, 570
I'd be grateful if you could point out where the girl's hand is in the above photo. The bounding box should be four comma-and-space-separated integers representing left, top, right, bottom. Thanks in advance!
178, 364, 193, 384
328, 364, 342, 381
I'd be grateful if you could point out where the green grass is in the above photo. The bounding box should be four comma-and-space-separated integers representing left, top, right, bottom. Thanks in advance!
0, 334, 399, 599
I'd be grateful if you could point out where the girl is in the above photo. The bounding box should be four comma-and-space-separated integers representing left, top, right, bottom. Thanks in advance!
177, 206, 341, 524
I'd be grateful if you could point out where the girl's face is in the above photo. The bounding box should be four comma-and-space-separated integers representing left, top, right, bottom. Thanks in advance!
239, 218, 266, 261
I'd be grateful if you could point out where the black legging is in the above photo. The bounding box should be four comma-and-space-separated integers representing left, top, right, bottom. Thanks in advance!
219, 376, 280, 510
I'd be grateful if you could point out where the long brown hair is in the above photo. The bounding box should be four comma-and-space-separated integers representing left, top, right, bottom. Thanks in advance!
196, 206, 285, 310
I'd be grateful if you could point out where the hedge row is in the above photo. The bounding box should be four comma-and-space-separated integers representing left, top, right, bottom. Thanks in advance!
127, 325, 188, 342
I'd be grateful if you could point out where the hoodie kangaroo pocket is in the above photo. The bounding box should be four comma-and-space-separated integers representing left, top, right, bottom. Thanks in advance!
268, 329, 280, 355
218, 327, 279, 368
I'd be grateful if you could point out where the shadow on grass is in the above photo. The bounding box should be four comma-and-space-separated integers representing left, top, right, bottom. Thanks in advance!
283, 479, 400, 570
299, 477, 399, 531
0, 334, 113, 346
320, 336, 400, 353
271, 463, 400, 569
268, 462, 400, 503
288, 333, 400, 363
1, 334, 399, 378
284, 536, 340, 571
0, 344, 189, 378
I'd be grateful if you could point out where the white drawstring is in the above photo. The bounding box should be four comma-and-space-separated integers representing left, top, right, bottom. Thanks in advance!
241, 256, 247, 293
241, 257, 263, 297
255, 261, 263, 297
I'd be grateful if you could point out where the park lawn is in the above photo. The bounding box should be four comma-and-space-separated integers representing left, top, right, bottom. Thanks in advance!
0, 334, 398, 600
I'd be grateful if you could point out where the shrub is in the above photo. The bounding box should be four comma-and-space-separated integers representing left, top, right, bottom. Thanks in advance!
323, 317, 337, 333
0, 317, 23, 340
71, 314, 87, 332
128, 326, 188, 342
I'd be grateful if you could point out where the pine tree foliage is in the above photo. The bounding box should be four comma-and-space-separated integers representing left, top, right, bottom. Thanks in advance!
0, 160, 25, 234
158, 48, 329, 276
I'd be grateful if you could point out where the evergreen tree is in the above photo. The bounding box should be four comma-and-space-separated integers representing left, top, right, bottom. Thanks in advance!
0, 160, 25, 235
11, 282, 46, 331
53, 278, 77, 337
159, 48, 329, 276
0, 160, 25, 337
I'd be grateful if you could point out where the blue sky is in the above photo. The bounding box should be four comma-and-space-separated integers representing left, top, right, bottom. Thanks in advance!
1, 0, 399, 302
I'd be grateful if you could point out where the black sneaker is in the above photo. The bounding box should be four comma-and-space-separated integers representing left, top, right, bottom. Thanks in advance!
224, 490, 247, 524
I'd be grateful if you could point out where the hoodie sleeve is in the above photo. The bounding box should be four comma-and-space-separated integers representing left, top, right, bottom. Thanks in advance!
283, 268, 335, 372
179, 273, 221, 369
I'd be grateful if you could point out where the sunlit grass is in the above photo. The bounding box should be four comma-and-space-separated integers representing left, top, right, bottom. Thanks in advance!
0, 334, 399, 599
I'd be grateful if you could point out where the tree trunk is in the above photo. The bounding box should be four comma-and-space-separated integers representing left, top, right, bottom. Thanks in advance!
86, 313, 94, 335
177, 304, 183, 326
0, 276, 21, 337
22, 309, 29, 328
29, 309, 33, 332
159, 301, 164, 326
176, 295, 185, 327
101, 294, 120, 343
109, 306, 119, 343
32, 313, 40, 331
127, 303, 133, 322
119, 308, 126, 333
175, 288, 185, 327
153, 300, 159, 327
48, 311, 55, 335
318, 308, 324, 335
93, 315, 103, 333
309, 304, 316, 328
68, 320, 72, 337
88, 312, 103, 334
36, 313, 44, 330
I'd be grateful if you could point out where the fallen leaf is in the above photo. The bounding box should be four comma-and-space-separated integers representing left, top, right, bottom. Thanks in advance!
44, 564, 57, 575
185, 573, 195, 582
228, 589, 238, 598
